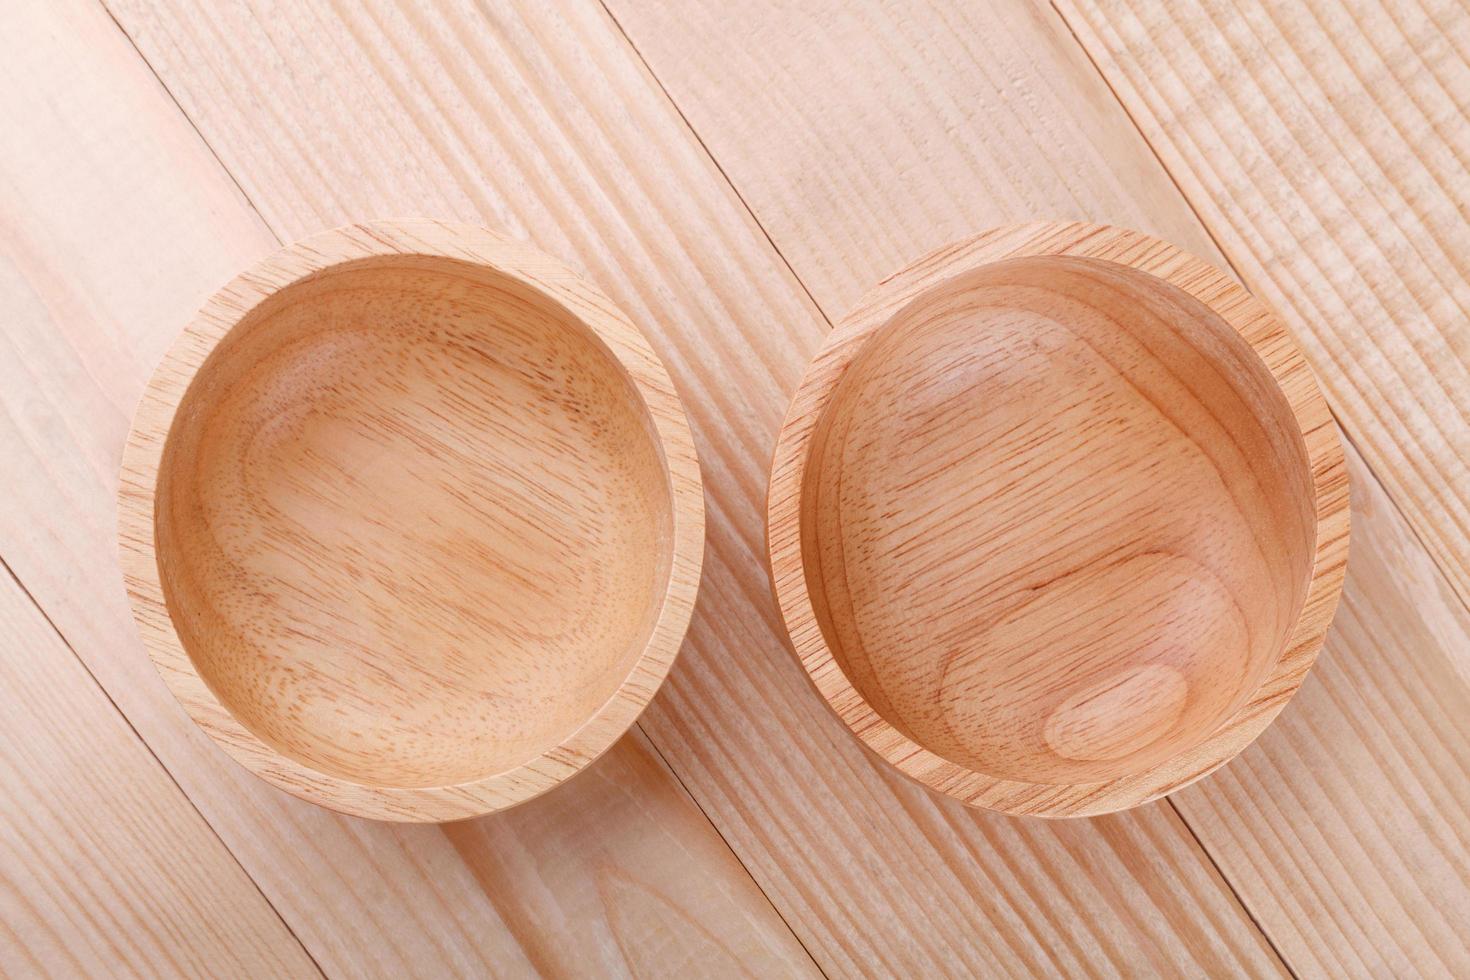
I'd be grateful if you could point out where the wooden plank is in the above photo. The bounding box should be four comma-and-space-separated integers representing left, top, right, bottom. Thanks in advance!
105, 0, 1292, 973
0, 568, 316, 977
443, 730, 816, 977
1039, 2, 1470, 971
1173, 437, 1470, 975
608, 0, 1229, 311
0, 1, 811, 975
0, 3, 533, 975
605, 0, 1470, 974
1054, 0, 1470, 608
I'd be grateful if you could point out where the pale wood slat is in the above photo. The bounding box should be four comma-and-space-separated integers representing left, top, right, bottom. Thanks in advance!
0, 2, 534, 974
1055, 0, 1470, 608
1175, 437, 1470, 976
106, 0, 1288, 973
1049, 2, 1470, 972
0, 0, 809, 975
605, 0, 1470, 975
0, 568, 318, 978
442, 731, 819, 977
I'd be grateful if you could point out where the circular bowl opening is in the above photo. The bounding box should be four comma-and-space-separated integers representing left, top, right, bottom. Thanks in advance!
770, 225, 1346, 815
122, 224, 703, 820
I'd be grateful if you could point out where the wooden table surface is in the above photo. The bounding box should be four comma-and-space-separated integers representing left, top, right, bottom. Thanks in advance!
2, 0, 1467, 976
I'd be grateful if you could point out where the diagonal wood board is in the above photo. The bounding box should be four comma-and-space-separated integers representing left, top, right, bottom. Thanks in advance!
0, 0, 1464, 974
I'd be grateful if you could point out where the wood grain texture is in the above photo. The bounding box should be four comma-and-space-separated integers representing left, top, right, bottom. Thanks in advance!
0, 568, 317, 978
769, 222, 1347, 816
609, 0, 1229, 313
1054, 0, 1470, 610
1173, 435, 1470, 976
608, 0, 1470, 972
443, 729, 818, 978
106, 0, 1289, 973
0, 2, 534, 973
1, 0, 808, 974
120, 222, 703, 821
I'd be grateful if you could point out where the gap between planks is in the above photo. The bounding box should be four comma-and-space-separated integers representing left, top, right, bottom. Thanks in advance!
1040, 5, 1371, 963
514, 0, 1470, 970
633, 719, 828, 977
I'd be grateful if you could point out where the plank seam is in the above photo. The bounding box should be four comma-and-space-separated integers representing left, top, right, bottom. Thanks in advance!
596, 0, 835, 335
1167, 796, 1298, 979
1043, 4, 1324, 976
636, 731, 828, 978
1041, 5, 1301, 974
589, 2, 852, 973
100, 0, 281, 251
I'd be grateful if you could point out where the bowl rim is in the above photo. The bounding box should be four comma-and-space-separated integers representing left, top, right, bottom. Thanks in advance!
117, 219, 705, 822
766, 221, 1349, 818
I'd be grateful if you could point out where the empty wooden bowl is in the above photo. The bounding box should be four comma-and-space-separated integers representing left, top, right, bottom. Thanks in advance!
767, 223, 1348, 817
119, 221, 703, 821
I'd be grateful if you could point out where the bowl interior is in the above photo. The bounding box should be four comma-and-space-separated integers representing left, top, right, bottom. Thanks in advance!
801, 255, 1316, 785
156, 255, 674, 789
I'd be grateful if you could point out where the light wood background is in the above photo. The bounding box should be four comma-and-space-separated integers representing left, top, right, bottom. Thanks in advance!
0, 0, 1465, 976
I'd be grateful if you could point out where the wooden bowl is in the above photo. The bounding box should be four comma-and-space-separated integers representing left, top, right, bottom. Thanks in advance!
119, 221, 703, 822
767, 223, 1348, 817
